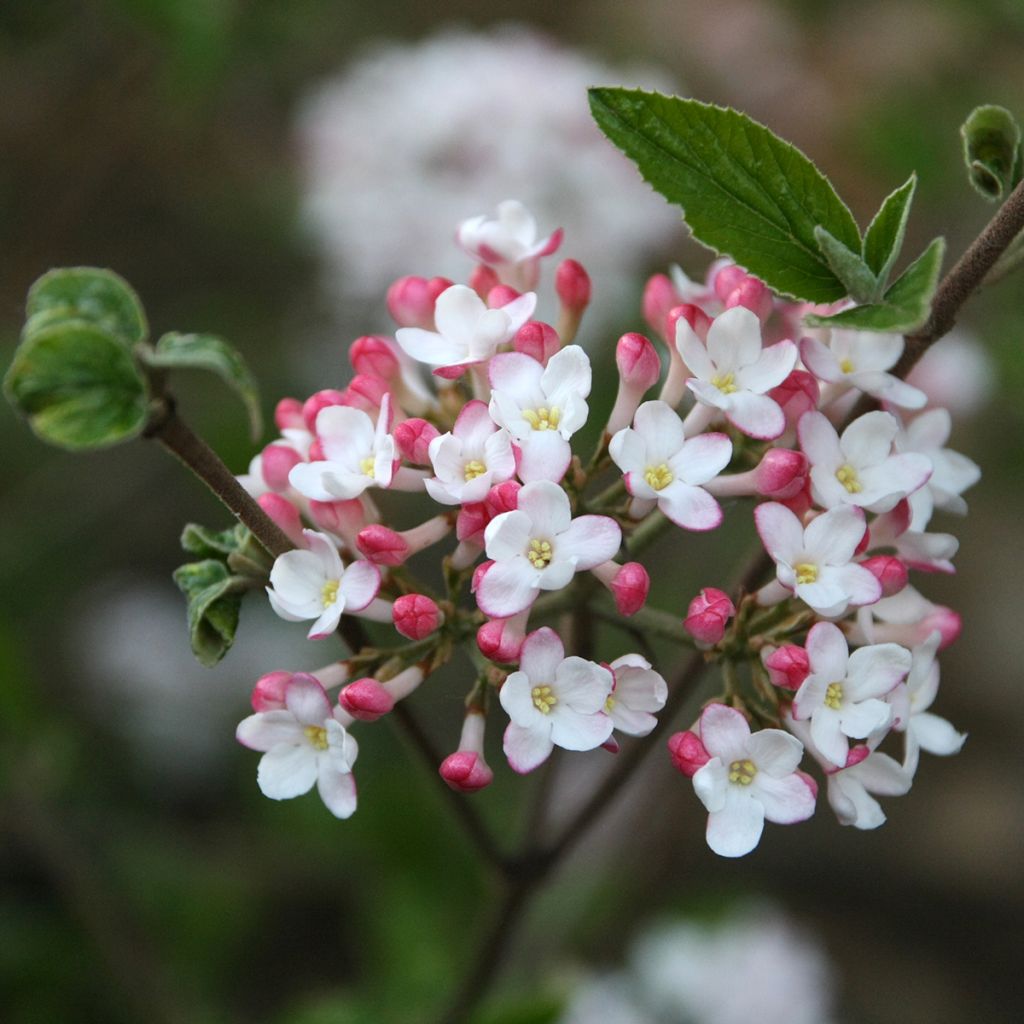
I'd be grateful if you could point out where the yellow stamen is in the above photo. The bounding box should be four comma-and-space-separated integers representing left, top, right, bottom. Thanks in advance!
825, 682, 844, 710
531, 684, 558, 714
835, 463, 862, 494
711, 372, 737, 395
321, 580, 340, 607
605, 694, 617, 713
839, 358, 855, 374
728, 758, 757, 785
360, 456, 376, 476
521, 406, 561, 431
644, 463, 674, 491
463, 459, 487, 482
527, 538, 553, 569
304, 725, 328, 751
795, 562, 818, 585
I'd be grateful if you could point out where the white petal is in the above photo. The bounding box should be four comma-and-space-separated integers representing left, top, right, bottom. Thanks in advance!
541, 345, 592, 407
476, 559, 539, 617
839, 699, 892, 740
806, 622, 850, 681
707, 306, 762, 369
841, 411, 898, 467
755, 772, 816, 824
609, 426, 647, 476
516, 431, 572, 483
805, 506, 866, 565
433, 284, 486, 347
657, 482, 723, 531
485, 510, 533, 561
257, 744, 318, 800
236, 711, 303, 752
706, 787, 765, 857
675, 318, 716, 380
338, 560, 381, 612
317, 768, 357, 819
746, 728, 804, 776
911, 713, 966, 757
518, 628, 566, 683
671, 432, 733, 486
799, 336, 843, 381
754, 502, 803, 563
699, 703, 752, 763
693, 759, 728, 813
798, 412, 842, 471
555, 658, 613, 713
503, 721, 553, 774
488, 351, 544, 407
550, 709, 614, 751
517, 480, 572, 537
500, 671, 544, 728
723, 390, 785, 440
632, 401, 685, 464
284, 675, 332, 727
556, 515, 622, 570
737, 339, 797, 393
846, 643, 912, 699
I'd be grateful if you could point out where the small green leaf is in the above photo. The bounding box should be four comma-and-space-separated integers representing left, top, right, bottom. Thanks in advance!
181, 522, 243, 558
813, 225, 879, 303
805, 237, 945, 333
24, 268, 148, 348
141, 332, 262, 440
588, 88, 861, 302
961, 105, 1021, 200
862, 174, 916, 283
4, 321, 150, 450
172, 559, 251, 666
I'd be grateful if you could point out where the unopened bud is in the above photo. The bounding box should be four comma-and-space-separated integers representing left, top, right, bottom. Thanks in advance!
683, 588, 736, 647
616, 332, 661, 390
274, 397, 305, 431
763, 644, 810, 691
755, 448, 808, 499
669, 303, 712, 343
349, 335, 400, 379
356, 525, 410, 566
439, 711, 493, 793
303, 389, 347, 434
476, 612, 526, 663
922, 606, 962, 649
342, 374, 389, 414
394, 418, 440, 465
769, 371, 820, 429
392, 593, 443, 640
609, 562, 650, 616
668, 730, 710, 777
487, 284, 521, 309
642, 273, 680, 339
469, 264, 500, 299
251, 670, 293, 711
307, 498, 367, 542
339, 678, 394, 721
260, 443, 303, 492
861, 555, 909, 597
258, 493, 305, 548
555, 259, 591, 314
514, 321, 561, 363
386, 275, 452, 329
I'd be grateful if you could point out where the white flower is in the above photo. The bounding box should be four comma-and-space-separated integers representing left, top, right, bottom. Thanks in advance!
395, 283, 535, 373
238, 427, 314, 498
677, 306, 797, 439
609, 400, 732, 530
478, 480, 621, 618
800, 330, 926, 409
236, 673, 359, 818
423, 400, 516, 505
755, 503, 881, 616
488, 345, 592, 482
500, 627, 613, 773
691, 703, 816, 857
868, 500, 959, 574
289, 397, 395, 501
456, 199, 562, 291
791, 622, 907, 767
799, 410, 932, 514
895, 408, 981, 530
266, 530, 381, 639
606, 654, 668, 737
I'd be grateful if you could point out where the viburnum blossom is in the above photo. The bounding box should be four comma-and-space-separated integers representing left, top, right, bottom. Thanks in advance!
605, 654, 668, 738
424, 400, 516, 504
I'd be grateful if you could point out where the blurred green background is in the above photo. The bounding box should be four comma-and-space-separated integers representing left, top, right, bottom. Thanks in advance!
2, 1, 1023, 1022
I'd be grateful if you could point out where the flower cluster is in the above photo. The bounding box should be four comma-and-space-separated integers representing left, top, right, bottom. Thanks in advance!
235, 201, 972, 857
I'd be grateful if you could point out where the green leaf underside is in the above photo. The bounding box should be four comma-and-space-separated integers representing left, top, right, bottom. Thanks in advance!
961, 105, 1021, 201
588, 88, 861, 303
181, 522, 245, 559
173, 560, 248, 666
25, 267, 148, 348
862, 174, 917, 281
3, 321, 149, 450
814, 226, 878, 304
805, 237, 945, 333
144, 332, 262, 440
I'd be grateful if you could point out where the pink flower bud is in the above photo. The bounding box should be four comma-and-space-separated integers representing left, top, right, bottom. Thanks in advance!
754, 448, 808, 499
308, 498, 367, 538
303, 389, 347, 434
457, 481, 521, 542
349, 335, 400, 379
258, 493, 305, 548
845, 745, 871, 769
854, 521, 871, 557
251, 670, 293, 711
339, 678, 395, 721
261, 443, 303, 492
764, 644, 809, 691
308, 439, 325, 462
922, 606, 962, 649
712, 263, 747, 301
668, 303, 712, 343
469, 264, 500, 299
471, 560, 493, 595
668, 730, 710, 777
514, 321, 561, 363
274, 397, 305, 430
769, 371, 820, 429
356, 525, 410, 566
861, 555, 909, 598
341, 374, 389, 414
487, 284, 520, 308
723, 277, 773, 322
555, 258, 591, 314
394, 418, 440, 465
683, 588, 735, 647
476, 615, 526, 662
615, 333, 661, 390
386, 275, 452, 329
392, 593, 443, 640
642, 273, 680, 339
439, 751, 494, 792
610, 562, 650, 616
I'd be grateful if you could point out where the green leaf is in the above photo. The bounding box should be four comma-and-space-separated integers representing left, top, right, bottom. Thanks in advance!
813, 225, 879, 303
805, 237, 945, 333
588, 88, 861, 302
862, 174, 916, 283
961, 105, 1021, 200
172, 559, 250, 666
4, 321, 150, 450
24, 267, 148, 348
181, 522, 243, 558
141, 332, 262, 440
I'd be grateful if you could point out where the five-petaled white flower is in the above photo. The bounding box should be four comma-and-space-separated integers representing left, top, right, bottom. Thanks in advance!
500, 627, 613, 773
677, 306, 797, 440
791, 622, 908, 767
477, 480, 621, 618
236, 673, 359, 818
424, 399, 516, 505
605, 653, 668, 737
755, 503, 881, 616
610, 400, 732, 530
456, 199, 563, 291
395, 283, 535, 374
799, 410, 932, 514
691, 703, 816, 857
266, 530, 381, 639
488, 345, 592, 483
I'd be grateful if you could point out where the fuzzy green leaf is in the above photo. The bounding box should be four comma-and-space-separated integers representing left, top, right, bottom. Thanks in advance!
24, 268, 148, 348
805, 237, 945, 333
181, 523, 244, 559
141, 332, 262, 440
813, 225, 879, 303
862, 174, 916, 283
172, 559, 250, 666
4, 321, 149, 450
961, 105, 1021, 201
588, 88, 861, 302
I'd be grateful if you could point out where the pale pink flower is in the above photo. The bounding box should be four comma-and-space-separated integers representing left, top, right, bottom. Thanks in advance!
605, 653, 668, 737
424, 400, 516, 504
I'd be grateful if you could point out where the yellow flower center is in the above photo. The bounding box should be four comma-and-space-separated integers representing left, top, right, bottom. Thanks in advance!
795, 562, 819, 585
825, 682, 844, 710
531, 684, 558, 714
463, 459, 487, 482
527, 538, 553, 569
304, 725, 329, 751
522, 406, 561, 431
839, 357, 855, 374
605, 694, 617, 713
360, 456, 376, 476
728, 758, 757, 785
321, 580, 340, 607
711, 371, 737, 395
836, 463, 862, 493
644, 463, 674, 491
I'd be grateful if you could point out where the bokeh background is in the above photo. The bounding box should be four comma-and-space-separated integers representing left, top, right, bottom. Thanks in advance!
2, 2, 1023, 1022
